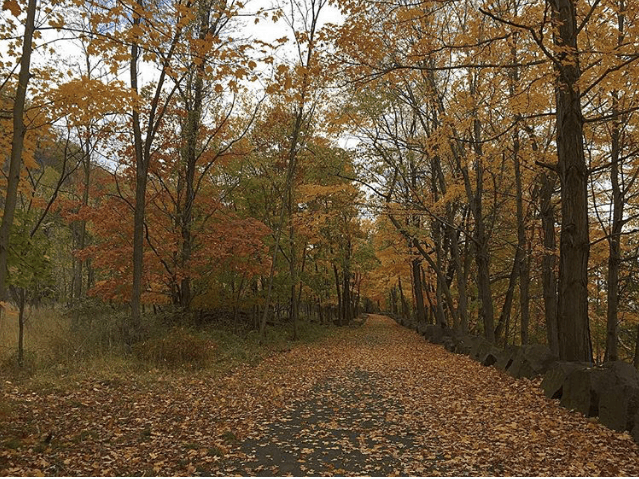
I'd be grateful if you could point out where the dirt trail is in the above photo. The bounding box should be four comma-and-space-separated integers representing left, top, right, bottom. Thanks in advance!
2, 314, 639, 476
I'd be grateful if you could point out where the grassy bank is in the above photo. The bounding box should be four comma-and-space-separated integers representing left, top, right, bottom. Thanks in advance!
0, 303, 337, 385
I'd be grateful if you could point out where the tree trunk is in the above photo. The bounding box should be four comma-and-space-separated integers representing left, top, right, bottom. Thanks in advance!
290, 258, 299, 337
540, 172, 559, 355
342, 268, 351, 325
550, 0, 592, 362
333, 263, 343, 323
73, 89, 94, 306
0, 0, 37, 314
451, 228, 468, 332
411, 258, 426, 324
428, 157, 448, 329
260, 100, 304, 337
387, 214, 459, 326
129, 0, 183, 340
17, 287, 26, 367
520, 250, 531, 345
389, 286, 398, 316
494, 250, 521, 343
465, 70, 495, 342
398, 276, 409, 320
473, 125, 495, 343
260, 0, 324, 338
180, 1, 211, 310
514, 132, 530, 345
288, 168, 299, 338
72, 135, 92, 328
605, 47, 625, 361
509, 30, 532, 346
130, 6, 146, 341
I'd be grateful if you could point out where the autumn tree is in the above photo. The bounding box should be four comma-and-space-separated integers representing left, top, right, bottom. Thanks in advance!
257, 0, 334, 338
330, 0, 639, 363
0, 0, 39, 313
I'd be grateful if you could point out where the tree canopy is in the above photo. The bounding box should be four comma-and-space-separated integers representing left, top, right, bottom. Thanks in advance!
2, 0, 639, 367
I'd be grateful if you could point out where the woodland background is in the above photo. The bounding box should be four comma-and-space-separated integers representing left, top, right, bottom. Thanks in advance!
1, 0, 639, 373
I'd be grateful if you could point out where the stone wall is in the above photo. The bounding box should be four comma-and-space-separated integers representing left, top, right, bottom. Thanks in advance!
391, 316, 639, 445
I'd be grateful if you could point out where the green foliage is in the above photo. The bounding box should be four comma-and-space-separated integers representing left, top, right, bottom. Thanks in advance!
7, 210, 54, 291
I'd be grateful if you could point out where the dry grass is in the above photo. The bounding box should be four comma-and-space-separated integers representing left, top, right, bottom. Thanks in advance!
0, 303, 336, 382
0, 306, 72, 370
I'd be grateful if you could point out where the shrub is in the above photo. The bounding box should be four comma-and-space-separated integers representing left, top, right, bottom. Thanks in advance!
1, 350, 38, 374
45, 309, 129, 363
133, 328, 216, 369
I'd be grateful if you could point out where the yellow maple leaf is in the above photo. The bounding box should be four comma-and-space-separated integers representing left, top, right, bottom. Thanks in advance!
3, 0, 20, 16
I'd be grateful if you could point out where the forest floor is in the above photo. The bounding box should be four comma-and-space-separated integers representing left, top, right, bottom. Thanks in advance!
2, 314, 639, 476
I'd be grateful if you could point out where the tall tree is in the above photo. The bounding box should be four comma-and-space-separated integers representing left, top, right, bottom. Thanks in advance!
259, 0, 330, 338
549, 0, 592, 362
0, 0, 38, 314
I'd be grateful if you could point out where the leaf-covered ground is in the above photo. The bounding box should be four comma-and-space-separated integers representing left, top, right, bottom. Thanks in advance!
2, 314, 639, 476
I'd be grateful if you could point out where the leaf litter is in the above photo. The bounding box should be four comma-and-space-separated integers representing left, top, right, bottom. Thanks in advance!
2, 314, 639, 476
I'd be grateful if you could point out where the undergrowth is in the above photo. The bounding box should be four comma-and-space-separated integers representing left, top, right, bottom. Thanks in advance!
0, 302, 337, 385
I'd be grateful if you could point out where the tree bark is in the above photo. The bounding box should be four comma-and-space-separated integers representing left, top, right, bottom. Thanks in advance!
398, 276, 409, 319
451, 227, 468, 332
333, 263, 343, 323
0, 0, 37, 313
179, 1, 216, 309
130, 0, 183, 337
494, 250, 521, 343
550, 0, 592, 362
540, 172, 560, 355
520, 250, 531, 345
342, 267, 351, 324
605, 8, 626, 361
130, 9, 146, 340
472, 120, 496, 343
605, 95, 622, 362
412, 258, 427, 324
514, 132, 531, 345
17, 287, 26, 368
464, 69, 495, 342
